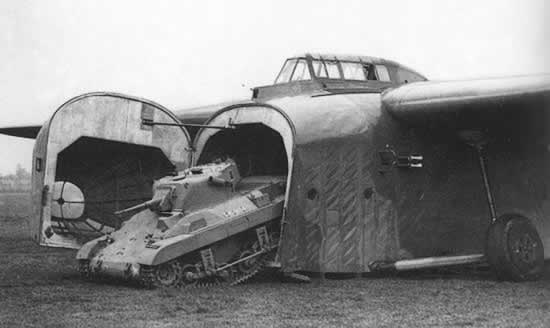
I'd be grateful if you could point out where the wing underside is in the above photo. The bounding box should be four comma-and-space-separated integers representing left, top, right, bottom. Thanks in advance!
0, 125, 43, 139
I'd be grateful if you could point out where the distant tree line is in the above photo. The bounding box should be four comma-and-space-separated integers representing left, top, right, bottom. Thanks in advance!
0, 164, 31, 192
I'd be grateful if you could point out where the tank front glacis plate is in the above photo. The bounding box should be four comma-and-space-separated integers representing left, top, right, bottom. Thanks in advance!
76, 209, 160, 264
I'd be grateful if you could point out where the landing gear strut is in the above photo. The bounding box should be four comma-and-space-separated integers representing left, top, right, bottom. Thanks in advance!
461, 130, 545, 281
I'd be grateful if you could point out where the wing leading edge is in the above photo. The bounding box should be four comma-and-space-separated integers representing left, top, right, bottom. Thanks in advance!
382, 74, 550, 128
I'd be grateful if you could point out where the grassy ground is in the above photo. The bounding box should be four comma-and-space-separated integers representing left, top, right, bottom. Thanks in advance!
0, 193, 548, 328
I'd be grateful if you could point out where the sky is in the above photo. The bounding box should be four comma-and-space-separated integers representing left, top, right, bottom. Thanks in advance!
0, 0, 548, 174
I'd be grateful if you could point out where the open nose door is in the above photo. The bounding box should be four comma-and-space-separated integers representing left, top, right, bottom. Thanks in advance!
31, 93, 192, 248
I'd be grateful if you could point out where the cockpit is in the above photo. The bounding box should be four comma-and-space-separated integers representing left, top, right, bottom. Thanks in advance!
253, 53, 427, 100
275, 56, 392, 84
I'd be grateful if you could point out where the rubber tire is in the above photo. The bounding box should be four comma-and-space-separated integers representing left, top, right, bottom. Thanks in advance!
486, 214, 544, 281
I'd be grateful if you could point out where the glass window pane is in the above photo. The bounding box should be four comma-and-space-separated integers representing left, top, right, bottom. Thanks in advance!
275, 59, 297, 84
311, 60, 327, 78
375, 65, 391, 82
341, 62, 366, 80
291, 59, 311, 81
325, 61, 341, 79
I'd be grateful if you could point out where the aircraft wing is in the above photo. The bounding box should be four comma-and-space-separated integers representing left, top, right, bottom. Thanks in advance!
382, 74, 550, 128
0, 99, 250, 140
0, 124, 43, 139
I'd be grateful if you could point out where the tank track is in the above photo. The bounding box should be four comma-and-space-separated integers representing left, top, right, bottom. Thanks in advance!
229, 253, 271, 286
138, 237, 278, 289
77, 259, 91, 278
78, 251, 273, 288
78, 225, 279, 288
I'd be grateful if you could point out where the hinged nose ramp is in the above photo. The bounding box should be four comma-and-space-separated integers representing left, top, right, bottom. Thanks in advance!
32, 92, 192, 249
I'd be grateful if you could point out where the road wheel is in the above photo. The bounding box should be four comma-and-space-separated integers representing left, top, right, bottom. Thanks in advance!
486, 214, 544, 281
154, 261, 182, 287
180, 264, 199, 286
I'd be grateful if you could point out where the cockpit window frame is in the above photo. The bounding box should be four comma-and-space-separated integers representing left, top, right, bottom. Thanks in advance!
317, 56, 343, 80
275, 55, 397, 85
339, 61, 369, 81
274, 57, 315, 84
374, 64, 392, 82
310, 58, 329, 78
274, 58, 297, 84
290, 58, 312, 82
311, 56, 393, 84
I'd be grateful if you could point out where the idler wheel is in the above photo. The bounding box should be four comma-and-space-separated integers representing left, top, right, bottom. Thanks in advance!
486, 215, 544, 281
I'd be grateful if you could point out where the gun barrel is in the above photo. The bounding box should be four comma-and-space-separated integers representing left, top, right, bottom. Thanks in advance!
114, 198, 161, 216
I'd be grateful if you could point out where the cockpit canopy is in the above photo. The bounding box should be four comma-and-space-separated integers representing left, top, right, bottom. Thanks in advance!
274, 53, 426, 85
252, 53, 427, 101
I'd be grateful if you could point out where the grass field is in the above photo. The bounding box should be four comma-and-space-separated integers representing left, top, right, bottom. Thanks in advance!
0, 192, 549, 327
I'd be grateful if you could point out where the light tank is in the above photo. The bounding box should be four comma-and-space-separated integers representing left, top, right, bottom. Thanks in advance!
76, 159, 285, 287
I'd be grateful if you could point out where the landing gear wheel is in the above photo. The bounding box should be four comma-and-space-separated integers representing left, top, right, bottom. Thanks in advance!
154, 261, 182, 287
486, 215, 544, 281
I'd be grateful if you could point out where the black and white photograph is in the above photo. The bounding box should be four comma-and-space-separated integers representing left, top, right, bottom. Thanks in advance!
0, 1, 549, 327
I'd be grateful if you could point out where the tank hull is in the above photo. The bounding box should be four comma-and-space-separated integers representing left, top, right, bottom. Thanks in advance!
76, 162, 286, 286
